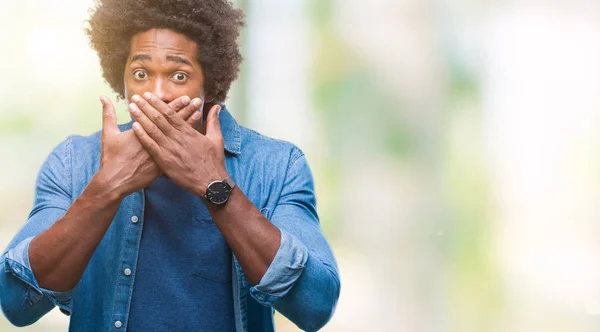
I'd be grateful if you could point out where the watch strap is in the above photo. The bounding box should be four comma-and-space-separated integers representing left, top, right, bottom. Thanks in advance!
223, 176, 236, 190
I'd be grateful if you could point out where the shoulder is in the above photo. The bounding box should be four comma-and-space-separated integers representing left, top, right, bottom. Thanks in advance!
51, 122, 132, 173
238, 126, 306, 170
233, 125, 314, 208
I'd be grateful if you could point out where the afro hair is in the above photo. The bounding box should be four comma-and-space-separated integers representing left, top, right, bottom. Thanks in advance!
85, 0, 244, 102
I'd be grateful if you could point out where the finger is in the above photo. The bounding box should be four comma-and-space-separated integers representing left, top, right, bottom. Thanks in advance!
205, 104, 223, 141
132, 94, 175, 136
100, 96, 119, 137
143, 92, 186, 129
168, 95, 191, 113
132, 122, 162, 156
186, 110, 202, 127
178, 98, 203, 123
128, 101, 167, 144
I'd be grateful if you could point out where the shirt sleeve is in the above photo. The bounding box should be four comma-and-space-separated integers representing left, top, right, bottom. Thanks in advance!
0, 137, 76, 327
249, 148, 341, 332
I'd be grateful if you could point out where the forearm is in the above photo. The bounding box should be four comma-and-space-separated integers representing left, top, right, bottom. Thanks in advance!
207, 187, 281, 286
28, 175, 123, 292
208, 191, 339, 330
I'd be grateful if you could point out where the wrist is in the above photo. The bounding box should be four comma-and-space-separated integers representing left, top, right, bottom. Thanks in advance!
206, 186, 239, 213
89, 170, 127, 203
201, 173, 236, 206
194, 168, 229, 197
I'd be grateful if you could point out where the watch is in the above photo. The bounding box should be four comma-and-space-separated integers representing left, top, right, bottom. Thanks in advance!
205, 176, 236, 205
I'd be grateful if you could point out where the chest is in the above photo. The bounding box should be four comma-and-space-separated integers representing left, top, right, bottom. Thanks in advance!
141, 176, 232, 283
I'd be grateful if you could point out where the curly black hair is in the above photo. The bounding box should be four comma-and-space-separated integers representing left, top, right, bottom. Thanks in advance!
85, 0, 244, 102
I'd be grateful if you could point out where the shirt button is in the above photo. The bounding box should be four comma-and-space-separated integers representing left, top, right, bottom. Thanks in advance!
124, 268, 132, 276
131, 216, 138, 223
115, 320, 122, 328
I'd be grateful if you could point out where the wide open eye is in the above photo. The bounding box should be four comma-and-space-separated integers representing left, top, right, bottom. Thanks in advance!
133, 69, 148, 80
171, 72, 189, 83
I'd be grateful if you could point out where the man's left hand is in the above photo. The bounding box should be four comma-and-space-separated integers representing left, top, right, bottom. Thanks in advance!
129, 92, 228, 197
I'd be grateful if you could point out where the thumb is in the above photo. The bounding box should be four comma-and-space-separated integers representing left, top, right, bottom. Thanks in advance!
205, 104, 223, 142
100, 96, 119, 136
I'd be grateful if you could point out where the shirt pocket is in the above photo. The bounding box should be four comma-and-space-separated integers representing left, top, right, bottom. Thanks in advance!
190, 215, 232, 284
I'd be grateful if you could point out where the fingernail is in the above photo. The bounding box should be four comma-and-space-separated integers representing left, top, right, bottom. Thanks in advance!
192, 111, 201, 120
217, 106, 222, 116
128, 103, 139, 115
100, 97, 105, 106
182, 96, 191, 104
143, 92, 152, 100
192, 98, 202, 107
131, 95, 140, 102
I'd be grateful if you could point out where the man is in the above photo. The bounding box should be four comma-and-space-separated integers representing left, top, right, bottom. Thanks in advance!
0, 0, 340, 331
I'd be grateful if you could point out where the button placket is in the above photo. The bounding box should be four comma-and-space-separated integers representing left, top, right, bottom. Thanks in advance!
111, 195, 144, 332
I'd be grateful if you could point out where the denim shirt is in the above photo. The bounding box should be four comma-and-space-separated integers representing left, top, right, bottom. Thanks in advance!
0, 109, 340, 332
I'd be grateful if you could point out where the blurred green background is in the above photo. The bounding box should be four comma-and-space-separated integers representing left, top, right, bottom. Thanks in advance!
2, 0, 600, 331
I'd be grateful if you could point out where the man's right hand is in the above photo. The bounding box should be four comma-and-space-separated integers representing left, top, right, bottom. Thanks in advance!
96, 95, 202, 199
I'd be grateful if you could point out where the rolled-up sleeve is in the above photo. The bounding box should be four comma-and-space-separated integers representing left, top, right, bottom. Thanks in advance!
2, 237, 75, 323
249, 148, 341, 332
250, 230, 308, 303
0, 137, 75, 326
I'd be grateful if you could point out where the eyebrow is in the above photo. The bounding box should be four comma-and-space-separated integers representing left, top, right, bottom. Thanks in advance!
130, 54, 192, 66
131, 54, 152, 62
166, 55, 192, 66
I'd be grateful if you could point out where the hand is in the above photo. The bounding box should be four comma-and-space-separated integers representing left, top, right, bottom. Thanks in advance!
129, 92, 227, 197
95, 95, 203, 198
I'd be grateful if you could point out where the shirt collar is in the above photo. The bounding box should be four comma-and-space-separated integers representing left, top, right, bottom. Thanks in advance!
219, 106, 242, 155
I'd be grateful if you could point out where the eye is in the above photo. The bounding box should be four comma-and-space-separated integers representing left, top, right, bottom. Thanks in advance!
171, 72, 189, 83
133, 69, 148, 80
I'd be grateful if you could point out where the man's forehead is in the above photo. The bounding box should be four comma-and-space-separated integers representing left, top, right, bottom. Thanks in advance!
129, 29, 198, 58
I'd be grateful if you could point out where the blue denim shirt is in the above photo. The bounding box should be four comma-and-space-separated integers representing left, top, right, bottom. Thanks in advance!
0, 109, 340, 331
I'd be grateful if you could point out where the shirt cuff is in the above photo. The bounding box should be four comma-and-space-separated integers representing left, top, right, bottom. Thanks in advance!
250, 230, 308, 306
3, 237, 75, 314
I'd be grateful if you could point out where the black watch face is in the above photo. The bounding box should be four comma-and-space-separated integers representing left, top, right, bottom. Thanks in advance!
207, 181, 231, 204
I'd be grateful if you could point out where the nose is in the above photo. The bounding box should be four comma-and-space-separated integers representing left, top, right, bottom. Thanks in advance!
150, 79, 174, 104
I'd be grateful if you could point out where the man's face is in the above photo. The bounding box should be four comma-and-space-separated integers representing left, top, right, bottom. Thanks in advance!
124, 28, 204, 104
